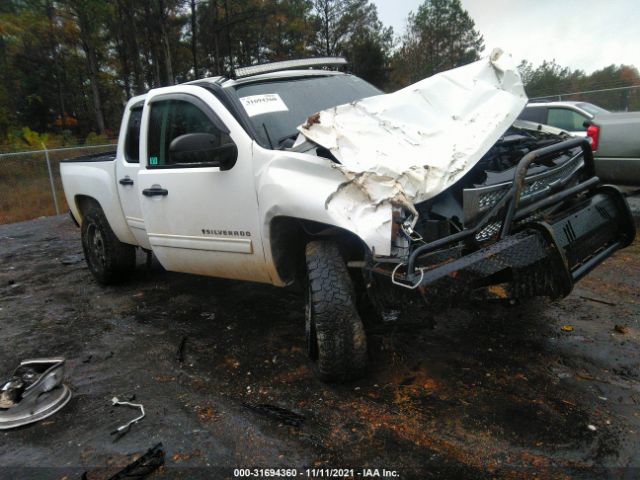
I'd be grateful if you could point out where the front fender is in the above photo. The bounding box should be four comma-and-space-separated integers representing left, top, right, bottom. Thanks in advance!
257, 152, 393, 265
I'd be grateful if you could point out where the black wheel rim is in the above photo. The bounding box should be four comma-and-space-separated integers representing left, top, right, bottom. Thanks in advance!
86, 222, 106, 272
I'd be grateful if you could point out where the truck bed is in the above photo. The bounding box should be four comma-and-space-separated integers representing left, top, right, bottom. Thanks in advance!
60, 150, 116, 163
594, 112, 640, 158
59, 150, 137, 246
592, 112, 640, 185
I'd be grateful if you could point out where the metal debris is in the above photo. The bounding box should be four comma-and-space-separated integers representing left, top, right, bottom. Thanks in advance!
580, 296, 616, 306
60, 253, 84, 265
0, 358, 71, 430
81, 442, 164, 480
176, 336, 187, 364
111, 396, 145, 438
614, 325, 629, 334
242, 402, 305, 427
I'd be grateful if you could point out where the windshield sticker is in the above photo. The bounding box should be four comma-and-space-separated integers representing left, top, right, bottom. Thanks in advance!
239, 93, 288, 117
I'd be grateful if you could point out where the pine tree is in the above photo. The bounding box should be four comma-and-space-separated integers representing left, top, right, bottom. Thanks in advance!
391, 0, 484, 86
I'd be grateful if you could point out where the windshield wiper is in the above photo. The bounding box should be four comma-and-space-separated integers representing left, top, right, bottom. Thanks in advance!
276, 132, 300, 150
262, 123, 274, 149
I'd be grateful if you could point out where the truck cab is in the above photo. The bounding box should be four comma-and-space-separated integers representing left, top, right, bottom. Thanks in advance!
65, 67, 382, 284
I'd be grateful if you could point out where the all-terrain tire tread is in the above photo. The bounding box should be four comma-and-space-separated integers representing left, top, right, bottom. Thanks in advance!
305, 241, 367, 382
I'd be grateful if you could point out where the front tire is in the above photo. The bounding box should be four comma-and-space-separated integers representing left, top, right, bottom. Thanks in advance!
305, 241, 367, 382
81, 205, 136, 285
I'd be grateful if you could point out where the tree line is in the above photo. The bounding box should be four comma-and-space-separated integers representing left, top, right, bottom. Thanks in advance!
0, 0, 637, 150
518, 60, 640, 112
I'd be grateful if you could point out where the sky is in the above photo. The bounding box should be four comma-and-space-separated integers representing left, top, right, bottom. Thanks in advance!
371, 0, 640, 73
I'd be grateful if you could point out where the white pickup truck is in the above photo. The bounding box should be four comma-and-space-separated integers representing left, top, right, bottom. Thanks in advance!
61, 55, 636, 382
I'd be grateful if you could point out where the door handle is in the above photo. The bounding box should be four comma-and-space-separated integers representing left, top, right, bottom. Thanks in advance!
142, 187, 168, 197
119, 177, 134, 186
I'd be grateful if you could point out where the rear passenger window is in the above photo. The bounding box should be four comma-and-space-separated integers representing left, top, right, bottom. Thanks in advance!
124, 106, 143, 163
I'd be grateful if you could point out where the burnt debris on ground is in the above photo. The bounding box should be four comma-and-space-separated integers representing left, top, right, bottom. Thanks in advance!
0, 214, 639, 479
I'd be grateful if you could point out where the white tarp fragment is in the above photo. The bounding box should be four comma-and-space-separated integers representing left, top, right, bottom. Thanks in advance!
298, 48, 528, 247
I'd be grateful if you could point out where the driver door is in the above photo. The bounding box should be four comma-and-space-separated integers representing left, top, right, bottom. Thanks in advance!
137, 92, 271, 283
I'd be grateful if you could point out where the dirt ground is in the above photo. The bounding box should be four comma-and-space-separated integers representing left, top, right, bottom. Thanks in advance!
1, 209, 639, 480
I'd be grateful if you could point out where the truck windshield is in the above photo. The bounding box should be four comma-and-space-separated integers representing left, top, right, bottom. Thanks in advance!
232, 74, 382, 148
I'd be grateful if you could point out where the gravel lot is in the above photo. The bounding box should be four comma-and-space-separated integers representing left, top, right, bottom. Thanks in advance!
1, 208, 639, 479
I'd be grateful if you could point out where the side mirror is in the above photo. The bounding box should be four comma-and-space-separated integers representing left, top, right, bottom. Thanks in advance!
168, 133, 237, 169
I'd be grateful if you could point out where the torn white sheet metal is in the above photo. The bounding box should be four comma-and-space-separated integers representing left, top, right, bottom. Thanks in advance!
298, 49, 528, 242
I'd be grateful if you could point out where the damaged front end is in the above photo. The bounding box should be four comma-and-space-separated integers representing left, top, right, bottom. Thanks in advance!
369, 136, 635, 305
295, 49, 635, 307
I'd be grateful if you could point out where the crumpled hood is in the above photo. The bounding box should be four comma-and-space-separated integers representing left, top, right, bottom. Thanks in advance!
297, 48, 527, 210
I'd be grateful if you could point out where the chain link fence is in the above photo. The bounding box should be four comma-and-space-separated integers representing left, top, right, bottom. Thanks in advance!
530, 85, 640, 112
0, 143, 117, 224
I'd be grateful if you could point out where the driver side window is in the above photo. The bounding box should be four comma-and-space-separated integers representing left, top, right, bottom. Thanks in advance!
147, 99, 235, 168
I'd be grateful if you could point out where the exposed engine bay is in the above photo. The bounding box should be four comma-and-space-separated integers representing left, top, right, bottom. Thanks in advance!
408, 120, 582, 250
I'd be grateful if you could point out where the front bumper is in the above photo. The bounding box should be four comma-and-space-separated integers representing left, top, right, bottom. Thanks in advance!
371, 185, 634, 302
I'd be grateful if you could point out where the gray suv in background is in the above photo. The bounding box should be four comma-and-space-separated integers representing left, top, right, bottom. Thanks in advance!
519, 101, 640, 186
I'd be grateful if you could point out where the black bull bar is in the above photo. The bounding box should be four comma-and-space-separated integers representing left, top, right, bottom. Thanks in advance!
371, 138, 636, 301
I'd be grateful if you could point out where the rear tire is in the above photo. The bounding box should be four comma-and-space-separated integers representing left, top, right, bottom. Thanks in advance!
305, 241, 367, 382
81, 205, 136, 285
